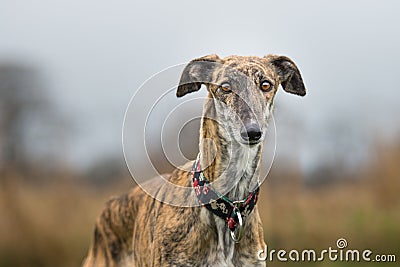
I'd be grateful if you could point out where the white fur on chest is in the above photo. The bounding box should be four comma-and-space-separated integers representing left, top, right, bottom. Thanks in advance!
201, 211, 236, 266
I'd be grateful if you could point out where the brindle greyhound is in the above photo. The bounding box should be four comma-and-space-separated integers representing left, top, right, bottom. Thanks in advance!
83, 54, 306, 267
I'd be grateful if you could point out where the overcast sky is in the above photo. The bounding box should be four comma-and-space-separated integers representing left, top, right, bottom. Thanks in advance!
1, 0, 399, 174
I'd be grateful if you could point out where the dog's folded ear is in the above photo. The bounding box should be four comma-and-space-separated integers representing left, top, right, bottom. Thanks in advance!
267, 55, 306, 97
177, 54, 221, 97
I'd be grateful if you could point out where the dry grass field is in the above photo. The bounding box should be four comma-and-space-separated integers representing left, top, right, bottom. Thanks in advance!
0, 141, 399, 267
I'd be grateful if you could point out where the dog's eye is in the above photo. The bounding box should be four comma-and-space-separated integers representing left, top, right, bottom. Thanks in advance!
261, 81, 272, 92
219, 83, 232, 93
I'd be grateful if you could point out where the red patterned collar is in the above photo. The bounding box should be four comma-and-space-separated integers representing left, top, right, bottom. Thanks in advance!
191, 155, 260, 242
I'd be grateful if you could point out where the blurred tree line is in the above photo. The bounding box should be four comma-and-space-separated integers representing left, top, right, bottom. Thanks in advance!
0, 63, 47, 168
0, 62, 126, 184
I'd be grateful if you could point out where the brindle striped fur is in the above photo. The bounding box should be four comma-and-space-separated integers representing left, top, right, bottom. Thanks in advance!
83, 54, 306, 267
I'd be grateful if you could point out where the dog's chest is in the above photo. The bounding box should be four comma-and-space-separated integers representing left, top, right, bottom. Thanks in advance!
203, 220, 236, 266
198, 214, 265, 267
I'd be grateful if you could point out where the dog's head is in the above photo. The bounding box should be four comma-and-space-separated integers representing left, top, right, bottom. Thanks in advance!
177, 54, 306, 145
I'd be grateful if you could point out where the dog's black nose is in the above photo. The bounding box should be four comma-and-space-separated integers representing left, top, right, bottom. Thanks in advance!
241, 123, 262, 142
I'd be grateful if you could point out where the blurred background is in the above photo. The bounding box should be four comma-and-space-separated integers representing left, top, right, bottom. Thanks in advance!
0, 1, 399, 266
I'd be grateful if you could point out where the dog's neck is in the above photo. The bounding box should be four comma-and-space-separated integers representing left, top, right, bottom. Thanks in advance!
198, 98, 262, 201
